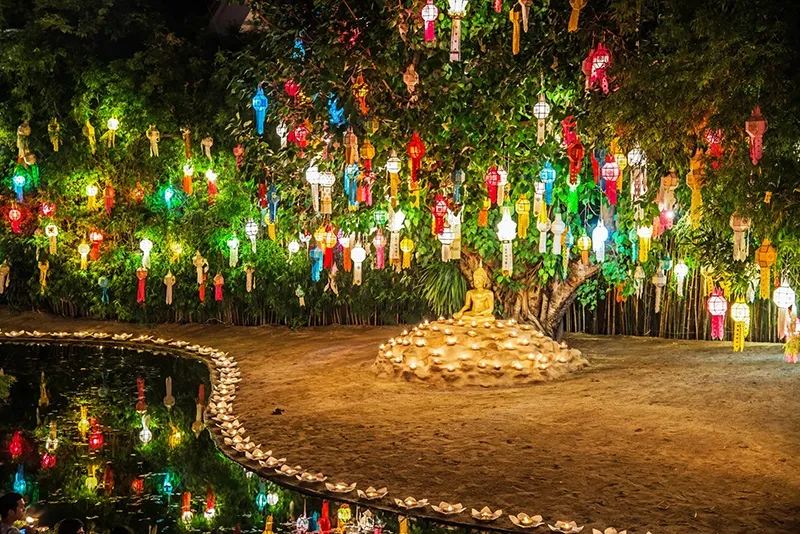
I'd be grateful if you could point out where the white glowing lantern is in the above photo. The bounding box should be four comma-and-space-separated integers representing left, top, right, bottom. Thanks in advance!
731, 299, 751, 352
139, 414, 152, 445
533, 94, 551, 146
448, 0, 469, 62
592, 219, 609, 262
78, 242, 90, 270
106, 117, 120, 147
537, 215, 550, 254
447, 209, 463, 260
637, 225, 652, 263
305, 163, 321, 213
351, 244, 367, 285
389, 209, 406, 267
652, 266, 667, 313
628, 144, 648, 202
45, 224, 59, 255
267, 492, 279, 507
550, 213, 566, 255
533, 181, 545, 216
288, 240, 300, 259
318, 171, 336, 215
245, 219, 258, 253
496, 166, 509, 205
673, 261, 689, 297
139, 238, 153, 268
496, 206, 517, 274
227, 237, 240, 268
634, 265, 645, 299
276, 121, 289, 148
438, 226, 455, 262
773, 280, 796, 340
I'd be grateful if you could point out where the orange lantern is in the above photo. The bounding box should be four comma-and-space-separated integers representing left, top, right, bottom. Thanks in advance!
754, 238, 777, 299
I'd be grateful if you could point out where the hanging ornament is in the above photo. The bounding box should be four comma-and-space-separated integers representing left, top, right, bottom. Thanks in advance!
583, 43, 611, 93
628, 144, 648, 202
192, 251, 209, 291
509, 8, 521, 56
551, 213, 566, 255
601, 156, 620, 206
704, 128, 724, 169
345, 163, 360, 210
496, 166, 509, 205
48, 118, 60, 152
406, 133, 425, 190
305, 162, 322, 213
389, 209, 406, 270
403, 65, 419, 98
104, 182, 115, 215
133, 182, 145, 204
44, 224, 58, 255
164, 184, 175, 209
319, 171, 336, 215
95, 275, 109, 303
136, 267, 148, 304
591, 219, 609, 262
537, 213, 550, 254
243, 219, 258, 253
650, 267, 666, 313
338, 234, 352, 272
11, 173, 25, 202
252, 85, 269, 135
372, 229, 387, 269
139, 238, 153, 268
83, 120, 97, 155
533, 94, 551, 145
494, 0, 502, 12
310, 246, 323, 281
214, 272, 225, 301
233, 145, 245, 171
77, 242, 90, 270
731, 299, 750, 352
105, 118, 120, 148
323, 227, 338, 269
37, 259, 48, 294
532, 181, 545, 216
89, 230, 103, 261
400, 237, 414, 269
497, 206, 517, 274
633, 265, 645, 299
577, 233, 592, 266
686, 148, 705, 227
519, 0, 533, 31
773, 280, 796, 341
483, 166, 499, 205
386, 151, 402, 207
568, 0, 587, 32
243, 264, 256, 293
344, 127, 359, 166
86, 184, 99, 211
673, 261, 689, 297
478, 197, 490, 227
539, 161, 556, 205
755, 238, 777, 299
434, 223, 452, 262
637, 225, 652, 263
227, 236, 240, 268
351, 243, 367, 285
515, 194, 530, 238
745, 106, 767, 166
163, 271, 176, 305
427, 194, 448, 236
451, 169, 465, 204
353, 73, 369, 115
707, 288, 728, 340
730, 213, 751, 262
448, 0, 469, 62
145, 124, 160, 157
200, 137, 214, 162
421, 0, 439, 42
274, 121, 289, 149
205, 169, 218, 204
449, 210, 463, 260
360, 141, 376, 205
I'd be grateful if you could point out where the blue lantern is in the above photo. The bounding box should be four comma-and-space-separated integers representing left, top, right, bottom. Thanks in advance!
255, 481, 268, 511
162, 472, 173, 496
328, 95, 345, 128
345, 163, 359, 208
539, 161, 556, 205
252, 86, 269, 135
451, 169, 465, 204
12, 174, 25, 202
13, 465, 26, 494
164, 185, 175, 208
268, 184, 279, 224
661, 254, 673, 272
310, 246, 323, 281
293, 38, 306, 60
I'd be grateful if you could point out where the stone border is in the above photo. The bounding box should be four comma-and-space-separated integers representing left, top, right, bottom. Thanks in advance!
0, 328, 637, 534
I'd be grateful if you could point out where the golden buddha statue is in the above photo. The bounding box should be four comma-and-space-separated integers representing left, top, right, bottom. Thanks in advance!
453, 265, 495, 322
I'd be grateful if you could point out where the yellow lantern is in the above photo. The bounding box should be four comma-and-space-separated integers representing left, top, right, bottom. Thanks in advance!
400, 237, 414, 269
170, 242, 183, 264
730, 299, 750, 352
636, 225, 652, 263
514, 194, 531, 239
754, 238, 776, 299
168, 423, 182, 448
478, 198, 490, 227
337, 504, 352, 525
85, 465, 98, 491
78, 405, 90, 435
86, 184, 99, 211
577, 234, 592, 266
686, 148, 705, 227
78, 242, 91, 270
360, 139, 376, 162
313, 226, 326, 248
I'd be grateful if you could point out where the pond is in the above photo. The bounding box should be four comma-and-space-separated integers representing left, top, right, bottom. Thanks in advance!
0, 341, 473, 534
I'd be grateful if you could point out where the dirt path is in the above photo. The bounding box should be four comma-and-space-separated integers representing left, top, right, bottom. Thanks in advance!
1, 310, 798, 533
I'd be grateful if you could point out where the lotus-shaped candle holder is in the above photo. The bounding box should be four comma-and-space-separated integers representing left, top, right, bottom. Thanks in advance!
186, 344, 201, 352
245, 448, 270, 461
4, 331, 22, 338
509, 514, 544, 528
471, 507, 503, 521
296, 471, 327, 483
275, 465, 301, 476
152, 337, 172, 345
592, 529, 626, 534
52, 332, 69, 338
112, 333, 133, 340
325, 481, 356, 493
394, 497, 428, 509
548, 521, 584, 533
132, 335, 152, 342
431, 502, 464, 515
170, 340, 189, 347
91, 332, 110, 339
356, 487, 387, 500
198, 346, 215, 355
73, 331, 90, 338
259, 456, 286, 468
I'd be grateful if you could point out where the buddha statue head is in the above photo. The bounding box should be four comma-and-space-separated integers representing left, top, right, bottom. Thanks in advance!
472, 265, 489, 290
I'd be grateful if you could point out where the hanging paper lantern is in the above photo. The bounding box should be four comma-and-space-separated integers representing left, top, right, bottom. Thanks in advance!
373, 229, 387, 269
514, 194, 531, 238
352, 73, 369, 115
477, 197, 490, 227
584, 43, 612, 93
205, 169, 218, 204
451, 169, 465, 204
730, 213, 751, 262
707, 288, 728, 340
509, 8, 521, 55
351, 244, 367, 285
245, 220, 258, 253
634, 265, 645, 299
181, 492, 194, 524
252, 85, 269, 135
310, 246, 323, 281
438, 225, 455, 262
319, 171, 336, 215
41, 452, 56, 469
136, 267, 148, 304
406, 134, 425, 189
705, 128, 724, 169
139, 238, 153, 268
653, 267, 668, 313
9, 431, 23, 457
400, 237, 414, 269
139, 414, 152, 445
539, 161, 556, 205
11, 173, 25, 202
533, 94, 551, 145
496, 206, 517, 274
78, 242, 90, 270
731, 299, 750, 352
568, 0, 587, 31
345, 163, 360, 210
773, 280, 796, 341
660, 254, 673, 272
305, 162, 321, 213
628, 144, 648, 202
496, 166, 509, 205
276, 121, 289, 149
323, 228, 338, 269
45, 422, 58, 452
85, 184, 99, 211
340, 235, 352, 272
745, 106, 767, 166
421, 0, 439, 43
226, 237, 240, 268
432, 195, 448, 234
388, 209, 406, 269
551, 213, 566, 255
537, 214, 550, 254
13, 465, 26, 495
88, 422, 103, 451
686, 148, 705, 227
592, 219, 609, 262
755, 238, 777, 299
447, 0, 469, 62
86, 230, 103, 261
601, 156, 620, 206
636, 225, 652, 263
577, 233, 592, 266
386, 151, 402, 206
106, 117, 120, 147
674, 261, 689, 297
256, 482, 269, 511
343, 127, 359, 166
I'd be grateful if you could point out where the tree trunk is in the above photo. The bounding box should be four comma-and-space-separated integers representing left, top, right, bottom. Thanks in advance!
460, 250, 601, 340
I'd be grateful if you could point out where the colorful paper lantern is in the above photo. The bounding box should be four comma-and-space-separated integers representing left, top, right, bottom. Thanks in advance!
432, 195, 448, 234
78, 242, 90, 270
245, 219, 258, 253
205, 169, 218, 204
634, 265, 645, 299
421, 0, 439, 42
537, 214, 550, 254
318, 171, 336, 215
182, 492, 194, 524
252, 86, 269, 135
674, 261, 689, 297
227, 236, 240, 268
400, 237, 414, 269
601, 156, 620, 206
514, 194, 531, 238
652, 266, 668, 313
448, 0, 469, 62
731, 299, 750, 352
755, 238, 777, 299
139, 414, 152, 445
592, 219, 609, 262
183, 161, 195, 195
136, 267, 148, 303
496, 206, 517, 274
256, 482, 268, 511
577, 233, 591, 266
88, 422, 103, 451
551, 213, 566, 255
773, 280, 796, 340
9, 431, 23, 457
438, 225, 455, 262
707, 288, 728, 340
730, 213, 751, 262
451, 169, 465, 204
373, 229, 387, 269
539, 161, 556, 205
745, 106, 767, 166
351, 244, 367, 285
12, 174, 25, 202
533, 94, 550, 145
637, 225, 652, 263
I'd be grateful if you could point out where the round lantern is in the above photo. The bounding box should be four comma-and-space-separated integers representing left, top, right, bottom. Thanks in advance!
267, 491, 279, 507
351, 245, 367, 264
88, 424, 104, 451
731, 300, 750, 323
707, 289, 728, 341
305, 164, 320, 185
533, 94, 551, 120
9, 431, 23, 457
386, 152, 401, 174
601, 159, 620, 205
374, 209, 388, 227
107, 117, 120, 132
8, 205, 22, 233
773, 279, 796, 309
627, 145, 646, 167
41, 452, 56, 469
338, 504, 352, 524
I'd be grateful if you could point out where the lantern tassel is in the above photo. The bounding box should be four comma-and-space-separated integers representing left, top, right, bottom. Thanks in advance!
733, 321, 747, 352
510, 10, 521, 56
759, 267, 771, 300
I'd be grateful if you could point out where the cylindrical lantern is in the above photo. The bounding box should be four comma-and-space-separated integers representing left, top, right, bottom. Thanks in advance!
514, 194, 531, 238
438, 226, 455, 262
592, 219, 609, 262
577, 234, 591, 266
551, 213, 566, 255
539, 161, 556, 205
637, 225, 652, 263
421, 0, 439, 42
601, 156, 620, 206
448, 0, 469, 62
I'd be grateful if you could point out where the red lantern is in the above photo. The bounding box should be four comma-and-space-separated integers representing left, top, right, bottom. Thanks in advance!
601, 155, 620, 206
285, 79, 300, 105
88, 421, 103, 451
9, 431, 23, 457
103, 464, 115, 495
561, 116, 577, 148
104, 183, 115, 215
567, 137, 585, 186
432, 195, 448, 234
40, 452, 56, 469
8, 205, 22, 233
323, 226, 337, 269
406, 133, 425, 189
288, 123, 310, 157
233, 145, 245, 171
372, 229, 386, 269
705, 128, 724, 169
584, 43, 612, 93
485, 167, 500, 205
745, 106, 767, 166
89, 230, 104, 261
131, 476, 145, 494
40, 202, 56, 217
707, 288, 728, 341
136, 377, 147, 414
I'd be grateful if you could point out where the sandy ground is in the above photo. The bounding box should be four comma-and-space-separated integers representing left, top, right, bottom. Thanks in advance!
1, 310, 798, 534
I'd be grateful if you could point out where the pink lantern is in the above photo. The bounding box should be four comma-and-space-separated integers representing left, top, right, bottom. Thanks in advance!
707, 288, 728, 341
745, 106, 767, 166
373, 229, 386, 269
432, 195, 448, 235
485, 167, 500, 205
421, 0, 438, 43
601, 155, 620, 206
